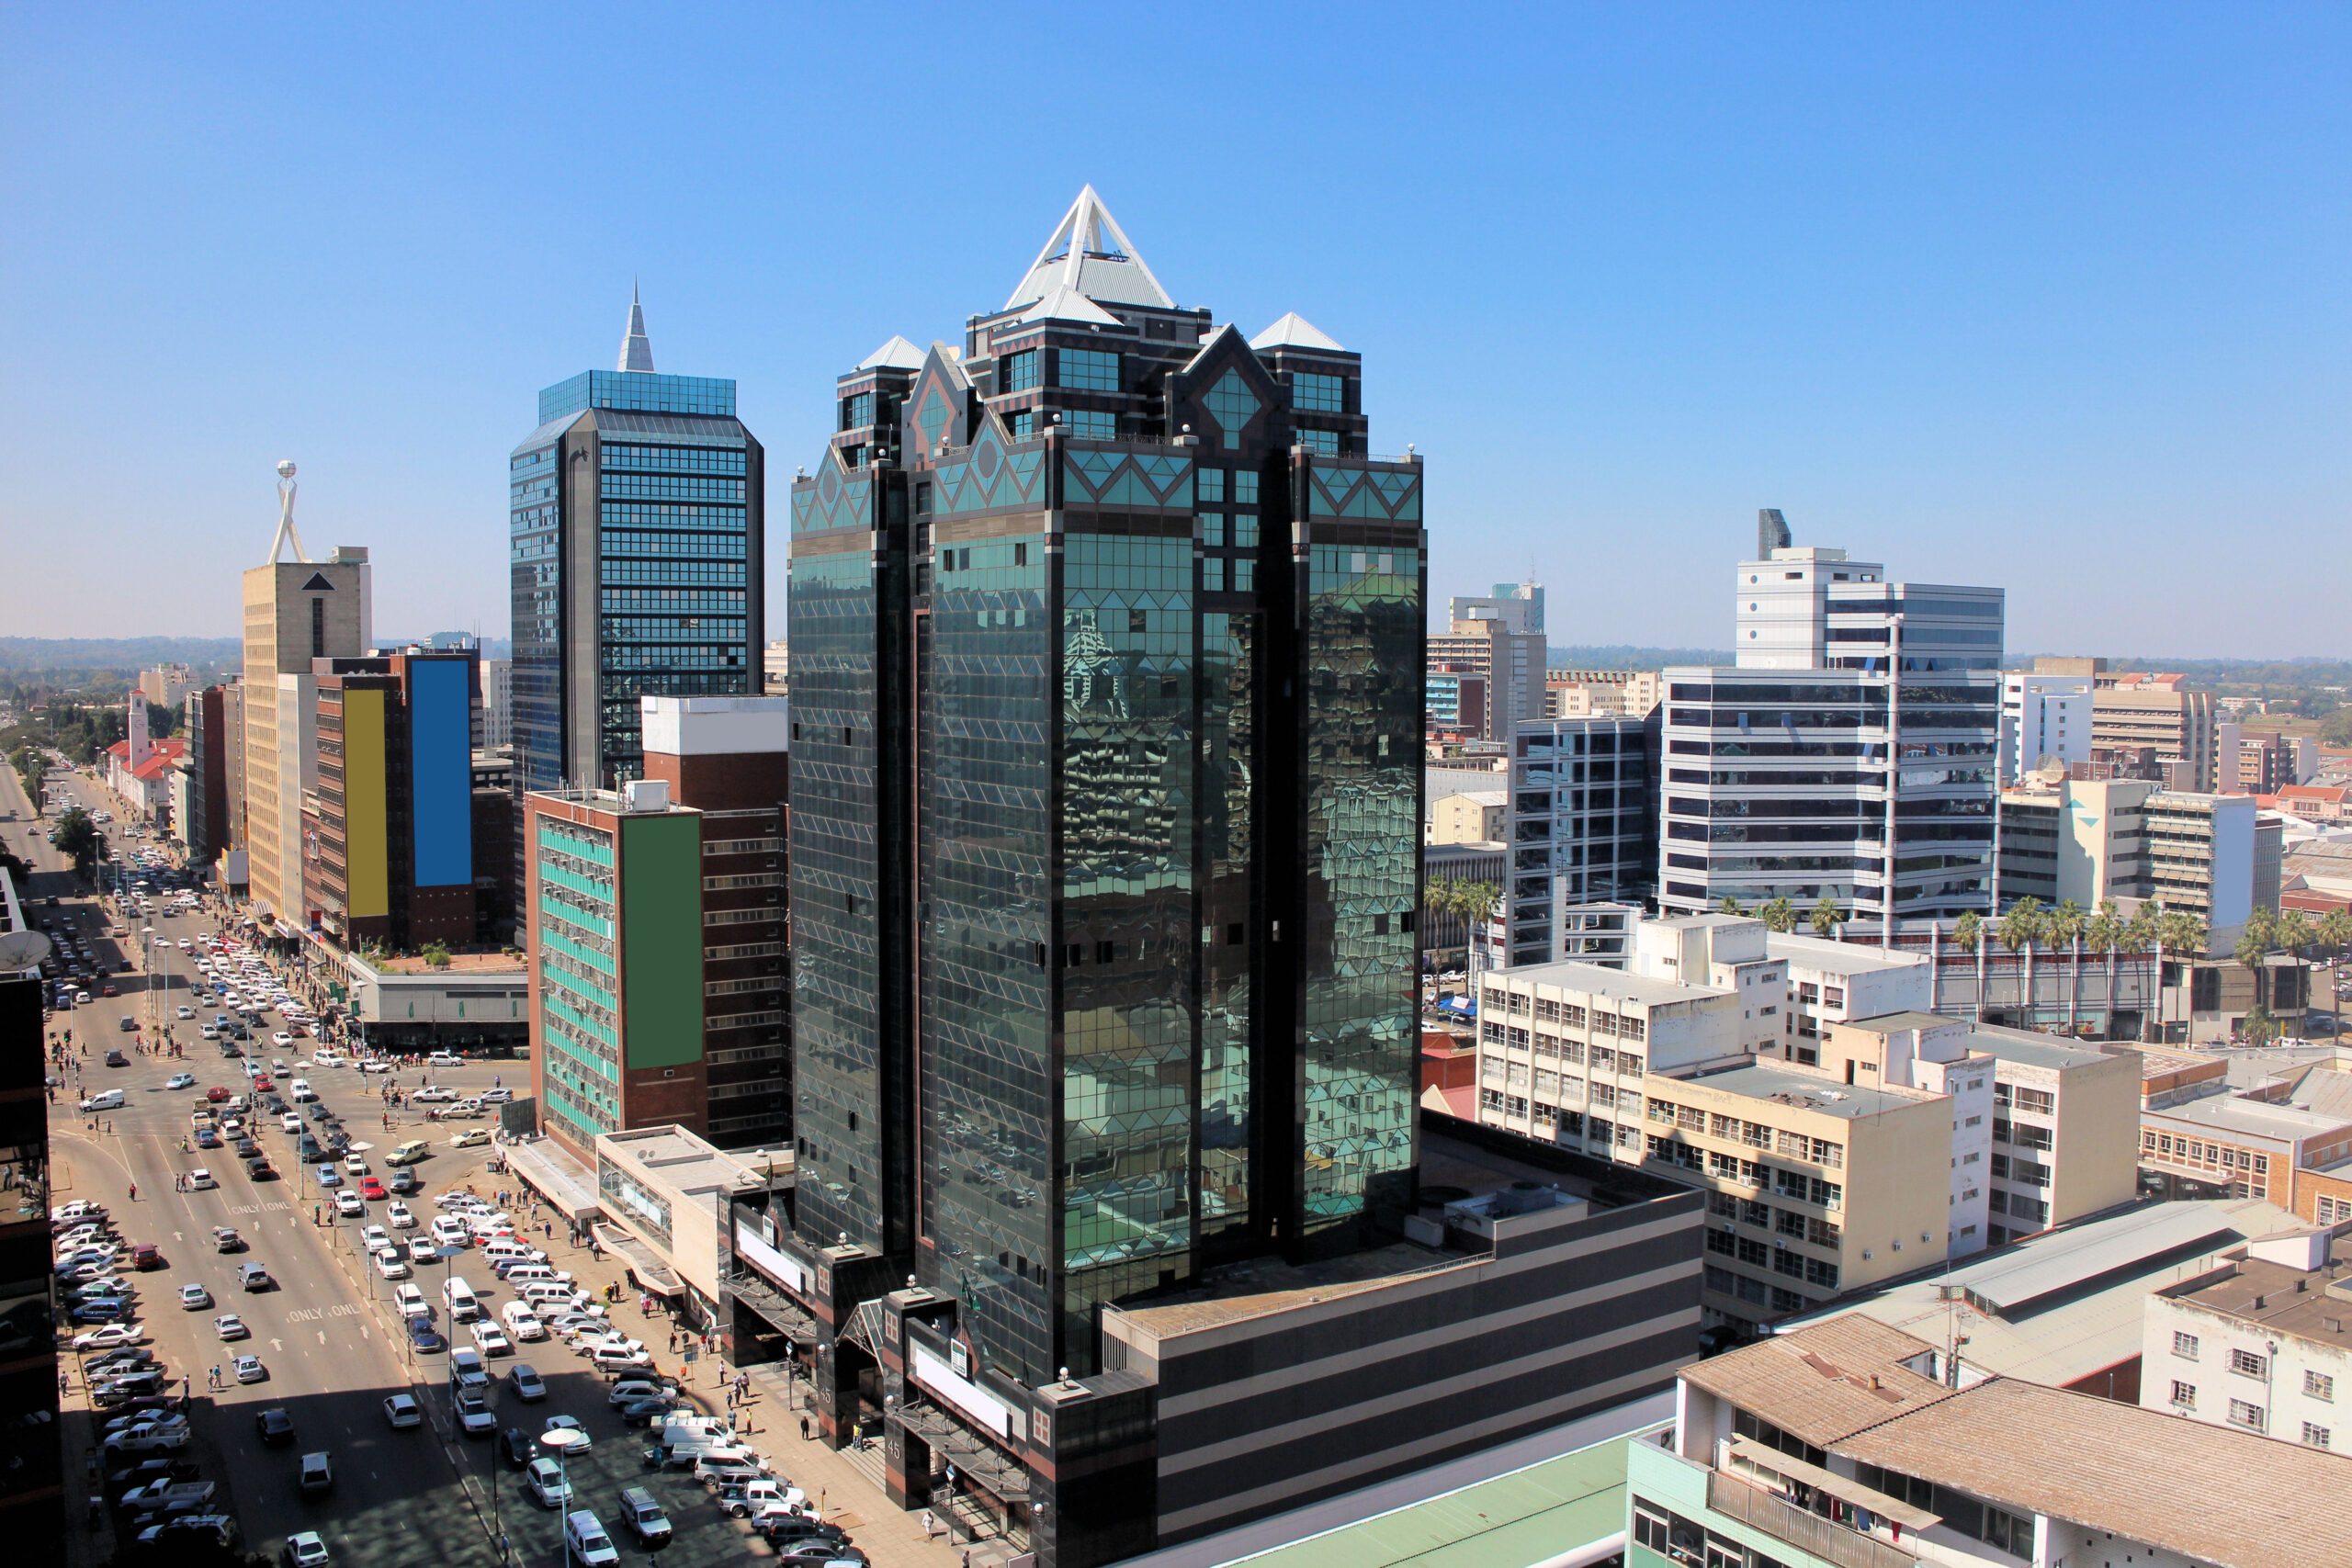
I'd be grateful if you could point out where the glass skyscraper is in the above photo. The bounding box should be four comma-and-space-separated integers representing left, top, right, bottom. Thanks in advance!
510, 291, 764, 795
787, 188, 1427, 1384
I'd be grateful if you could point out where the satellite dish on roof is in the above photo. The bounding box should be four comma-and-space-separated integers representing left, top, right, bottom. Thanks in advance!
2032, 754, 2068, 786
0, 930, 51, 972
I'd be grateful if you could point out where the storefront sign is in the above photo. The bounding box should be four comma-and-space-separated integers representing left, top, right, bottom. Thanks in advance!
733, 1220, 805, 1292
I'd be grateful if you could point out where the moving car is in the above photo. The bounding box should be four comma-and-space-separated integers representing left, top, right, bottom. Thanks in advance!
239, 1262, 272, 1292
299, 1450, 334, 1494
178, 1282, 210, 1310
166, 1073, 195, 1089
508, 1363, 547, 1401
382, 1393, 422, 1429
231, 1354, 266, 1383
254, 1407, 296, 1445
214, 1313, 249, 1340
283, 1531, 331, 1568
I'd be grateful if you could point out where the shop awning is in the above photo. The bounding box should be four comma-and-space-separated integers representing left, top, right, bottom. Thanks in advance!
504, 1136, 600, 1225
594, 1221, 685, 1297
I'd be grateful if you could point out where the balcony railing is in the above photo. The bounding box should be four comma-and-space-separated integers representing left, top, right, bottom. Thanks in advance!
1707, 1471, 1924, 1568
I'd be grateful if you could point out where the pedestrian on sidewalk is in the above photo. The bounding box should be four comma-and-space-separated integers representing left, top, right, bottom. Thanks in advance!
923, 1509, 938, 1540
801, 1414, 811, 1440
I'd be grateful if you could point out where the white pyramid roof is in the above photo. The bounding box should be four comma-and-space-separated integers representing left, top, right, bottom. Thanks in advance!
1249, 311, 1345, 352
1005, 186, 1173, 311
1018, 285, 1124, 327
617, 281, 655, 372
857, 335, 927, 370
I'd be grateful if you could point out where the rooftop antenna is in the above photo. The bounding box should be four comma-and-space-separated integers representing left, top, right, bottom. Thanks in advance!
266, 460, 310, 564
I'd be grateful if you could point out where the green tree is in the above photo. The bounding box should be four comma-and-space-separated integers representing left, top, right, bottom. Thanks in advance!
1951, 911, 1982, 954
420, 942, 453, 970
1998, 896, 2046, 955
1716, 896, 1746, 916
52, 806, 100, 878
1758, 897, 1799, 934
2048, 898, 2088, 949
2318, 908, 2352, 1040
1806, 897, 1847, 939
2322, 710, 2352, 748
2085, 900, 2123, 956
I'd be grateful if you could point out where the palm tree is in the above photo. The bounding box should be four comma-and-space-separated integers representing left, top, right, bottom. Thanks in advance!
1758, 897, 1798, 934
2086, 901, 2122, 1037
1716, 896, 1746, 916
1458, 880, 1501, 984
2048, 898, 2088, 949
1998, 897, 2046, 956
2234, 921, 2275, 1041
1807, 897, 1847, 939
1952, 911, 1983, 953
2317, 908, 2352, 1041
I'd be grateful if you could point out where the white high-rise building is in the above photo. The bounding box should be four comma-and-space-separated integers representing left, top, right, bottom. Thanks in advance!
2000, 666, 2095, 783
478, 659, 514, 748
1661, 521, 2003, 936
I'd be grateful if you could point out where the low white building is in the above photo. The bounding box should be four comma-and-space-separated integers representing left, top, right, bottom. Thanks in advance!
2143, 1228, 2352, 1452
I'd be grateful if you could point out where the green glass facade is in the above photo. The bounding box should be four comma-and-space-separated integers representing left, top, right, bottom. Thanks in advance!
788, 211, 1425, 1384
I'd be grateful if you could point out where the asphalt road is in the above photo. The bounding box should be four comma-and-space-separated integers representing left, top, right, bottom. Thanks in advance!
14, 761, 791, 1568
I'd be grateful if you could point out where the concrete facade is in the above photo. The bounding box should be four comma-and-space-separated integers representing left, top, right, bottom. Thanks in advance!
242, 547, 371, 924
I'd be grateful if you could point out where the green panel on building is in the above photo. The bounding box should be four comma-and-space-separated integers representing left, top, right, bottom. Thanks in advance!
619, 812, 704, 1068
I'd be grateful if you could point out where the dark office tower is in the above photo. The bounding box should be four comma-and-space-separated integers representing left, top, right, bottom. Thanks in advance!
787, 188, 1427, 1388
510, 288, 765, 795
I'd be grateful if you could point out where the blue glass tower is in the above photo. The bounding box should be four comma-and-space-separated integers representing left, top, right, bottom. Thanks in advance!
787, 190, 1427, 1387
510, 289, 765, 795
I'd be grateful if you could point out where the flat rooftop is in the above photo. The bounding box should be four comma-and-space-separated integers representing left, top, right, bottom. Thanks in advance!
1105, 1129, 1618, 1339
2147, 1093, 2352, 1142
1764, 931, 1927, 976
1840, 1010, 1956, 1035
1490, 959, 1731, 1009
595, 1125, 768, 1197
1962, 1029, 2115, 1071
2159, 1238, 2352, 1348
1675, 1062, 1933, 1121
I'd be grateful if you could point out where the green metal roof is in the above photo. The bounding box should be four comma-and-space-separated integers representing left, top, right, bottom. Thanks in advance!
1220, 1429, 1655, 1568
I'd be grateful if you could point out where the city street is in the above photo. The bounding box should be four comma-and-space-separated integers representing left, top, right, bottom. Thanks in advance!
10, 758, 906, 1567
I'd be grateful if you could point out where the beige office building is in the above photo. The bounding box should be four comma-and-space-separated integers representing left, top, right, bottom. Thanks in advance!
1428, 789, 1508, 845
242, 548, 371, 923
2093, 672, 2218, 792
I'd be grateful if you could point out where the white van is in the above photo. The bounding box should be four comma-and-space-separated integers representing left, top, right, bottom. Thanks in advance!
480, 1240, 537, 1268
520, 1280, 581, 1308
443, 1276, 481, 1322
503, 1263, 570, 1287
395, 1283, 429, 1319
563, 1510, 619, 1568
500, 1301, 547, 1340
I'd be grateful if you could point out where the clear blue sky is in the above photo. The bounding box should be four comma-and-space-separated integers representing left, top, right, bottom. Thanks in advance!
4, 4, 2345, 658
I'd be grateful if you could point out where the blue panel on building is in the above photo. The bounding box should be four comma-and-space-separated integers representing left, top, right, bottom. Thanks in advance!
410, 659, 474, 889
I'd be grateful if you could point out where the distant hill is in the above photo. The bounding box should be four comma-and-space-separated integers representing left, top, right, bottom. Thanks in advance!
1548, 645, 1735, 670
0, 637, 242, 672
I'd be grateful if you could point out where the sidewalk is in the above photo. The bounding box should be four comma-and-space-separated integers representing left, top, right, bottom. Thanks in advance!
463, 1159, 988, 1567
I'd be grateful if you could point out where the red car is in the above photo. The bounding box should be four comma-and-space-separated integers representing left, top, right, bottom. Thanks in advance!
359, 1178, 386, 1201
100, 983, 119, 997
205, 1087, 231, 1103
252, 1076, 273, 1092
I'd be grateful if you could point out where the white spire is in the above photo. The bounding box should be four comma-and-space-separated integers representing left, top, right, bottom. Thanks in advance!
1004, 186, 1173, 311
618, 280, 655, 373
